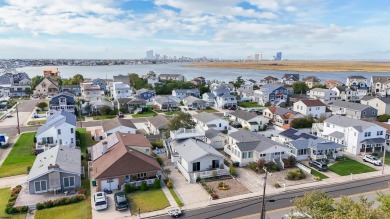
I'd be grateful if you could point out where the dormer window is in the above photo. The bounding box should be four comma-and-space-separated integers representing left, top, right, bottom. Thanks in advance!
59, 97, 66, 104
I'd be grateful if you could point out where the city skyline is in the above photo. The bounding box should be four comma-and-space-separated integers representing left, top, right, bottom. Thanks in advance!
0, 0, 389, 59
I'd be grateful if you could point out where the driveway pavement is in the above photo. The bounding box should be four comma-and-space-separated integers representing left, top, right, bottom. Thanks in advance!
91, 193, 131, 219
0, 174, 27, 189
166, 166, 210, 209
235, 167, 263, 193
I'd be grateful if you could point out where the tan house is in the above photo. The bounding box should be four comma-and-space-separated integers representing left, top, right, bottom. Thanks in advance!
324, 80, 344, 89
91, 132, 161, 191
303, 76, 321, 88
34, 77, 60, 96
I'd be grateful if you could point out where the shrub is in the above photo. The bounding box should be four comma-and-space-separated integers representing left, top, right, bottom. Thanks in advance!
44, 200, 54, 208
154, 179, 161, 189
36, 101, 48, 109
20, 206, 29, 213
229, 165, 237, 176
140, 181, 148, 191
151, 140, 164, 148
78, 188, 87, 196
211, 194, 219, 199
36, 203, 44, 210
212, 171, 218, 179
274, 183, 281, 188
288, 155, 297, 166
265, 162, 280, 172
156, 157, 164, 166
166, 179, 173, 188
257, 160, 266, 169
124, 184, 133, 193
247, 162, 257, 171
286, 169, 306, 180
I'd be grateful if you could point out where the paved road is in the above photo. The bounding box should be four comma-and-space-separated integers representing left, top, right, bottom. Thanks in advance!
151, 175, 390, 219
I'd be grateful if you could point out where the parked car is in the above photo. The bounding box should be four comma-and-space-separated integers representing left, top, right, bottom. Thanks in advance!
114, 191, 129, 211
167, 207, 182, 217
93, 192, 108, 211
363, 155, 382, 166
284, 211, 312, 219
308, 161, 328, 171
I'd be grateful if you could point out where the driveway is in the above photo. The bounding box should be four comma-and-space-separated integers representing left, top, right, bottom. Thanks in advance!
166, 166, 210, 209
235, 167, 263, 193
91, 193, 131, 219
0, 174, 27, 189
0, 99, 40, 127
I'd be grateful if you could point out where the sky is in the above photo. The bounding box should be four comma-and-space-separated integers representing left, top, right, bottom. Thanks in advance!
0, 0, 390, 60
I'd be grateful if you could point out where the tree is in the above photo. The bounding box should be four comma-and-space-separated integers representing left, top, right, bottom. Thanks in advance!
167, 111, 196, 133
24, 87, 32, 95
264, 102, 271, 107
292, 82, 309, 94
99, 105, 112, 115
317, 114, 327, 123
332, 196, 383, 219
31, 76, 44, 89
36, 101, 48, 109
292, 190, 335, 219
72, 74, 84, 84
377, 191, 390, 218
147, 71, 156, 77
312, 84, 327, 89
290, 115, 314, 129
198, 85, 210, 95
232, 76, 245, 89
378, 114, 390, 122
163, 168, 172, 179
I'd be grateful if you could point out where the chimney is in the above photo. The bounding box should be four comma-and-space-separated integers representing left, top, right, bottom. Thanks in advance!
102, 141, 108, 154
48, 163, 59, 170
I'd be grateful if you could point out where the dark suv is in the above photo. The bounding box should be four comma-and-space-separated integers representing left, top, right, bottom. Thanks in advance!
308, 161, 328, 171
114, 192, 129, 211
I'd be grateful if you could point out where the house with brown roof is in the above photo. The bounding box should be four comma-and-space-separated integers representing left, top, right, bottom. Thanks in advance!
102, 118, 137, 137
259, 76, 279, 85
263, 106, 304, 129
324, 80, 344, 89
293, 99, 329, 118
91, 132, 161, 191
43, 68, 60, 78
34, 77, 60, 96
302, 76, 321, 88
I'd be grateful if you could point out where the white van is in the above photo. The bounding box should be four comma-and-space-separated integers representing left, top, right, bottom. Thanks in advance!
93, 192, 108, 211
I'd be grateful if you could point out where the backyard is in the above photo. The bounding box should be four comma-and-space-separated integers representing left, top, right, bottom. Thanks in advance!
0, 188, 26, 219
328, 157, 377, 176
127, 189, 170, 214
0, 132, 36, 178
238, 102, 261, 108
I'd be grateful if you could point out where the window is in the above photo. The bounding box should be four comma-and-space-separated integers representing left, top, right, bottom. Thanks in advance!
71, 138, 74, 144
242, 152, 247, 159
364, 132, 371, 137
137, 173, 146, 178
71, 128, 74, 134
63, 176, 75, 188
372, 111, 375, 115
298, 149, 307, 155
377, 131, 383, 136
192, 162, 200, 172
59, 139, 62, 144
34, 180, 47, 193
57, 129, 61, 135
259, 153, 266, 157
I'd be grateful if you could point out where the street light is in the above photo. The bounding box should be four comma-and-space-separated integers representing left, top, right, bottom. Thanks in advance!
260, 167, 273, 219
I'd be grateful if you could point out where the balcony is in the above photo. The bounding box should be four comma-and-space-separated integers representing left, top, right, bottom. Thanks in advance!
36, 142, 57, 152
223, 145, 232, 156
170, 128, 205, 140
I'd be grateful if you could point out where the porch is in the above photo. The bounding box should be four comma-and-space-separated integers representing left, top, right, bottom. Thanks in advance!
175, 161, 229, 183
359, 138, 385, 154
120, 177, 158, 190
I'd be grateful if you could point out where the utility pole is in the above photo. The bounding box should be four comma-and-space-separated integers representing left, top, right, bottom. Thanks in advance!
383, 140, 388, 175
260, 167, 271, 219
78, 96, 83, 128
16, 103, 20, 134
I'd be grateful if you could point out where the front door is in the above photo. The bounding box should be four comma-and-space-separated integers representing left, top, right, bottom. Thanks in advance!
192, 162, 200, 172
212, 160, 220, 169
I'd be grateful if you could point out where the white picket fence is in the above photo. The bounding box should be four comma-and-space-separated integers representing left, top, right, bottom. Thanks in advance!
296, 163, 311, 174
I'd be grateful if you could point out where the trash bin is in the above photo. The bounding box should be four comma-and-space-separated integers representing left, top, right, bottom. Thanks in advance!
92, 179, 96, 187
233, 162, 240, 167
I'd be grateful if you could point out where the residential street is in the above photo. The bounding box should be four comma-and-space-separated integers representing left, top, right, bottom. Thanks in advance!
151, 175, 390, 219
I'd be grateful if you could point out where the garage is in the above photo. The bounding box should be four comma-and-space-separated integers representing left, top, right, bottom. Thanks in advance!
100, 178, 119, 191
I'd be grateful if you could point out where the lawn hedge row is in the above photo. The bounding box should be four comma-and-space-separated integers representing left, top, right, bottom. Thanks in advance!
35, 188, 87, 210
4, 185, 29, 214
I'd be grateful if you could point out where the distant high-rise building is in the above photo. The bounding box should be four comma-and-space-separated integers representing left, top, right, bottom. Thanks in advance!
146, 50, 154, 59
255, 53, 262, 61
274, 52, 282, 61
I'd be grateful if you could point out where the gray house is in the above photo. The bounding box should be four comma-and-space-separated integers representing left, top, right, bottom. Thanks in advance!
182, 96, 206, 110
49, 93, 76, 113
61, 85, 81, 96
92, 78, 107, 91
27, 146, 81, 194
329, 100, 378, 120
172, 88, 200, 99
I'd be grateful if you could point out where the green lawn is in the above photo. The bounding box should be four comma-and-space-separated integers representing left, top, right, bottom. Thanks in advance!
127, 189, 170, 214
132, 111, 158, 118
0, 112, 3, 117
0, 188, 26, 219
92, 115, 116, 120
0, 132, 36, 178
238, 102, 261, 108
196, 108, 218, 113
168, 188, 183, 207
164, 111, 177, 116
37, 110, 47, 114
328, 157, 376, 176
300, 163, 329, 180
77, 128, 98, 152
384, 153, 390, 165
27, 120, 46, 125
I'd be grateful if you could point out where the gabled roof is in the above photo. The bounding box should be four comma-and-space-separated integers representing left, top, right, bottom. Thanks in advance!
282, 74, 300, 80
263, 76, 278, 81
361, 95, 375, 101
147, 115, 169, 129
229, 130, 262, 142
371, 76, 390, 84
260, 83, 285, 94
154, 95, 180, 104
267, 106, 298, 116
229, 110, 259, 121
27, 146, 81, 182
102, 118, 136, 132
193, 112, 221, 123
92, 132, 160, 179
331, 100, 376, 111
205, 129, 226, 139
298, 99, 326, 107
324, 115, 376, 130
303, 76, 321, 82
49, 93, 76, 106
170, 138, 224, 162
36, 110, 76, 136
236, 135, 284, 152
348, 75, 367, 79
183, 96, 205, 104
173, 88, 200, 94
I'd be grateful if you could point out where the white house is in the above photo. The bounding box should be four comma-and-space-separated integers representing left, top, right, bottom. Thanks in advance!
293, 99, 328, 118
193, 112, 229, 131
172, 89, 200, 99
346, 75, 368, 88
102, 118, 137, 137
202, 92, 216, 107
307, 88, 338, 104
35, 110, 76, 153
312, 115, 386, 155
331, 86, 360, 102
229, 110, 269, 131
110, 82, 132, 100
224, 130, 289, 167
153, 95, 180, 111
182, 96, 206, 110
361, 97, 390, 116
276, 128, 318, 145
80, 82, 102, 101
166, 138, 228, 183
215, 93, 237, 109
205, 129, 228, 149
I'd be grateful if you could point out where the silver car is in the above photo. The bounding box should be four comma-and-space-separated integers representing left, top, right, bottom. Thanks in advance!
363, 155, 382, 166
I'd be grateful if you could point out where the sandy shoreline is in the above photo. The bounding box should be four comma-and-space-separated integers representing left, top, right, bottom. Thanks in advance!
187, 61, 390, 73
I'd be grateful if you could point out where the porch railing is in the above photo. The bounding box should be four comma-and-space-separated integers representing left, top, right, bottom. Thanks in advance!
175, 162, 191, 183
193, 165, 230, 180
120, 178, 156, 191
